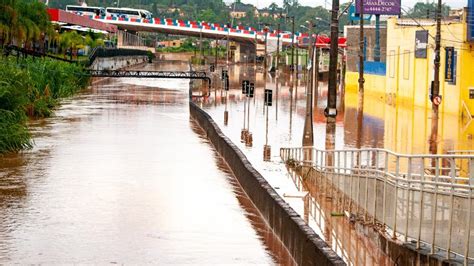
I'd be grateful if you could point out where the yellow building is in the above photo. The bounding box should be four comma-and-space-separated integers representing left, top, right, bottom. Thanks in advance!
347, 12, 474, 117
344, 10, 474, 154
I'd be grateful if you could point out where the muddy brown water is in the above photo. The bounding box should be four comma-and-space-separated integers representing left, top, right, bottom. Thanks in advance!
0, 61, 292, 264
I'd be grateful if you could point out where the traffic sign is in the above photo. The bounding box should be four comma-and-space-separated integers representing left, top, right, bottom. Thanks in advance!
248, 83, 254, 98
264, 89, 272, 106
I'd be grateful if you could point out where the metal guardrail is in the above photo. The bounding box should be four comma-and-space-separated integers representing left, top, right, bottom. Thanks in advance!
4, 45, 75, 63
280, 147, 474, 263
88, 70, 212, 88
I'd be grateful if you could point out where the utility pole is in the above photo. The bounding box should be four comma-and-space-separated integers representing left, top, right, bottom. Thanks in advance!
432, 0, 442, 112
302, 22, 314, 147
326, 0, 339, 119
264, 26, 269, 72
215, 37, 218, 67
199, 26, 203, 64
286, 16, 295, 73
359, 0, 365, 94
276, 18, 281, 73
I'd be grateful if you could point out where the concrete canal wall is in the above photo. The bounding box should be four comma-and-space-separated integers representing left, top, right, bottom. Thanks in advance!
90, 55, 148, 70
189, 102, 345, 266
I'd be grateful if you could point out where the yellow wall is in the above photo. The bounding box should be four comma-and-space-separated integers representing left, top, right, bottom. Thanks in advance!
345, 72, 386, 101
346, 17, 474, 117
385, 18, 471, 115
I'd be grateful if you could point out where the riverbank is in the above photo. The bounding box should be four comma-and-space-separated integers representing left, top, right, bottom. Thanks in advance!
0, 56, 90, 154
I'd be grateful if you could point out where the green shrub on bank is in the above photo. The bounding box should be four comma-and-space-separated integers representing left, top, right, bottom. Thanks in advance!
0, 56, 90, 153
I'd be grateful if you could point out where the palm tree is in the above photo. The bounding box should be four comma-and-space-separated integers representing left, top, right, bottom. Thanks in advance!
59, 31, 84, 60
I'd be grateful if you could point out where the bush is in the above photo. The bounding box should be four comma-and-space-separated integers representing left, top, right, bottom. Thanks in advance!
0, 56, 90, 153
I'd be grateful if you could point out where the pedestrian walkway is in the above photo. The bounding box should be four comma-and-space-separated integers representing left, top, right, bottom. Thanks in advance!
280, 146, 474, 263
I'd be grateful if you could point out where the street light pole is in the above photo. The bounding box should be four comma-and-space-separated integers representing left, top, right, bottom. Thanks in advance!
302, 22, 314, 147
264, 27, 268, 72
326, 0, 339, 120
432, 0, 442, 113
291, 17, 295, 73
359, 0, 365, 94
276, 19, 281, 73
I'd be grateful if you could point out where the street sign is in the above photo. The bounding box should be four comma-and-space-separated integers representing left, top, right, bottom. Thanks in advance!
248, 83, 254, 98
264, 89, 272, 106
349, 4, 372, 21
415, 30, 428, 58
224, 74, 229, 91
221, 69, 228, 80
355, 0, 401, 15
445, 47, 456, 84
242, 80, 249, 94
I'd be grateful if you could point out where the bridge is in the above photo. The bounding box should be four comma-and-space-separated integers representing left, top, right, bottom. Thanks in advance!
47, 8, 347, 48
89, 70, 212, 88
88, 15, 347, 47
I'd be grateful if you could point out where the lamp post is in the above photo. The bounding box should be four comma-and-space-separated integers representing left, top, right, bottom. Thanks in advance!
326, 0, 339, 120
300, 21, 316, 148
284, 15, 296, 73
262, 25, 270, 72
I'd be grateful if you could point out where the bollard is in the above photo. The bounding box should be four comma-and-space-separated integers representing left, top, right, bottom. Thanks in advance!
245, 132, 253, 147
263, 145, 271, 161
241, 129, 248, 143
224, 111, 228, 126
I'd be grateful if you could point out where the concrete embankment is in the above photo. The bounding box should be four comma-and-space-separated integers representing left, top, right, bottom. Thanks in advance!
89, 55, 148, 70
189, 101, 345, 266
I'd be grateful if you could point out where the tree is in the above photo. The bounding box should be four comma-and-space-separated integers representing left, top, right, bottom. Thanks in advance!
405, 2, 450, 18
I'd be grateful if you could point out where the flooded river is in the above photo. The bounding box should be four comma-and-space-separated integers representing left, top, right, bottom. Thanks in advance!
0, 61, 290, 264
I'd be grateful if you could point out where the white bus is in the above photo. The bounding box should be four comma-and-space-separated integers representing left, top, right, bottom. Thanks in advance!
66, 5, 106, 16
105, 7, 152, 20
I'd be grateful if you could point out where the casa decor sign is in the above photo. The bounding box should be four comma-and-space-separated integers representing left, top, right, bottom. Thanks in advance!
355, 0, 401, 15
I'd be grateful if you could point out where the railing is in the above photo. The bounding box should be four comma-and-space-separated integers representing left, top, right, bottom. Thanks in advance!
88, 70, 212, 89
88, 47, 150, 66
280, 146, 474, 263
4, 45, 75, 63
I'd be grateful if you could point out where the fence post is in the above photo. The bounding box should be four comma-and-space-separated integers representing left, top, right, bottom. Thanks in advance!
383, 151, 388, 228
373, 150, 379, 225
446, 158, 456, 259
417, 157, 425, 250
365, 151, 370, 221
393, 156, 400, 239
464, 187, 472, 264
405, 157, 412, 242
431, 158, 440, 254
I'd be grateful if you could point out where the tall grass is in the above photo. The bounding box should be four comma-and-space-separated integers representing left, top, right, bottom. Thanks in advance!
0, 56, 90, 154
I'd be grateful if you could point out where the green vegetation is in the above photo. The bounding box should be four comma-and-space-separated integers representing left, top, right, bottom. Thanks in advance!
0, 0, 55, 48
0, 0, 91, 154
0, 57, 89, 154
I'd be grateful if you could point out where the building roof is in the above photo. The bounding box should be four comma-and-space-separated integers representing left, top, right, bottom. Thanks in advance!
395, 18, 461, 27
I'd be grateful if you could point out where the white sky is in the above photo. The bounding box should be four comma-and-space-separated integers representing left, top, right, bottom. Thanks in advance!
225, 0, 466, 9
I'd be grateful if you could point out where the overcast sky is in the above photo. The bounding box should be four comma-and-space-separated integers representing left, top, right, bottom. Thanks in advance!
224, 0, 466, 9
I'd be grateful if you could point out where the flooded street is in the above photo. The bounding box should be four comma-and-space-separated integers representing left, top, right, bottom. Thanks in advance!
0, 61, 289, 264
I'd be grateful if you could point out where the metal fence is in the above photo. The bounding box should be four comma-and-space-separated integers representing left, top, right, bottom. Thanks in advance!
280, 147, 474, 263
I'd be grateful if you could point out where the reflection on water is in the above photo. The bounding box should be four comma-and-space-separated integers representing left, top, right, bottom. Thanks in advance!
204, 64, 474, 155
0, 61, 289, 264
